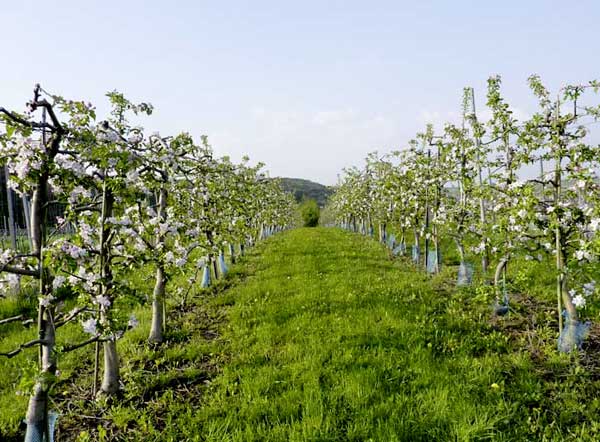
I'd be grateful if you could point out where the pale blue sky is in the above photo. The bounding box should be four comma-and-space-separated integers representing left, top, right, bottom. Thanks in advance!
2, 1, 598, 184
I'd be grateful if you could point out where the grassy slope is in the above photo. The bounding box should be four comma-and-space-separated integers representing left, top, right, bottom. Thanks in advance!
1, 227, 600, 441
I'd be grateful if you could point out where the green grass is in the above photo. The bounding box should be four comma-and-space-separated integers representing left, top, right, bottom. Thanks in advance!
2, 227, 600, 441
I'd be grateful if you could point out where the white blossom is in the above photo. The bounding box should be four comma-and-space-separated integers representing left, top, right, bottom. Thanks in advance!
583, 281, 596, 296
52, 276, 66, 290
93, 295, 111, 309
572, 294, 587, 308
39, 294, 55, 307
82, 318, 98, 335
575, 249, 592, 262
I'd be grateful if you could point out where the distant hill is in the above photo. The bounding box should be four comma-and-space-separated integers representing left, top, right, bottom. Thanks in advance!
277, 178, 334, 207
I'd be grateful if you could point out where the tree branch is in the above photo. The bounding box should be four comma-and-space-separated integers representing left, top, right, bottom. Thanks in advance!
0, 108, 54, 131
0, 314, 30, 326
31, 98, 63, 133
0, 338, 47, 358
55, 307, 90, 328
62, 335, 105, 353
0, 264, 39, 277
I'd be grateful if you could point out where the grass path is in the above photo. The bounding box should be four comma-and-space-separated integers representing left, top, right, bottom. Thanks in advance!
3, 227, 596, 441
193, 228, 525, 441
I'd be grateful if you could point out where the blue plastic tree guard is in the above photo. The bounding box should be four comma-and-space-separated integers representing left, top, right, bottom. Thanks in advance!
387, 234, 396, 250
392, 243, 406, 256
493, 282, 510, 316
457, 261, 474, 286
201, 265, 211, 288
558, 310, 591, 353
218, 253, 229, 276
411, 245, 420, 264
25, 410, 59, 442
426, 250, 440, 274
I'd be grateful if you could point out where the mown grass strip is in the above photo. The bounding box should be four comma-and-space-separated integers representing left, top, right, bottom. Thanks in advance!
190, 228, 537, 441
3, 227, 599, 441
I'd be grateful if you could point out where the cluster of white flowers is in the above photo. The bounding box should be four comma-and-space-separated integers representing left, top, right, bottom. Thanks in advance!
472, 241, 487, 254
82, 318, 98, 335
68, 185, 92, 204
507, 180, 525, 190
574, 248, 593, 262
0, 249, 15, 266
93, 295, 111, 309
55, 154, 88, 178
128, 133, 143, 144
6, 137, 43, 182
570, 281, 596, 309
77, 222, 96, 247
52, 275, 66, 290
164, 246, 188, 268
0, 273, 20, 289
105, 217, 132, 226
60, 242, 88, 260
68, 266, 99, 292
39, 294, 56, 307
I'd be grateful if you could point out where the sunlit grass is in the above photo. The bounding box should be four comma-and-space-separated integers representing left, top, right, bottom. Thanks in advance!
1, 227, 600, 441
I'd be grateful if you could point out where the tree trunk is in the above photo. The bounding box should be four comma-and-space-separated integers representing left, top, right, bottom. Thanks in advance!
413, 228, 420, 264
100, 338, 120, 395
4, 166, 16, 250
149, 186, 167, 344
380, 222, 387, 243
212, 257, 219, 280
30, 186, 45, 256
229, 243, 236, 264
148, 265, 166, 344
470, 89, 489, 274
98, 188, 120, 396
24, 309, 55, 442
494, 256, 509, 301
455, 238, 465, 263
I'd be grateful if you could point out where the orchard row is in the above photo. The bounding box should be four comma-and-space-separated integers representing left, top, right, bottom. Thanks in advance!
326, 75, 600, 353
0, 85, 295, 439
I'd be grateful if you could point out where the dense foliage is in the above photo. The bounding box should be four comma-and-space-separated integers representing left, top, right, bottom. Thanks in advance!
300, 199, 320, 227
326, 75, 600, 353
0, 85, 295, 440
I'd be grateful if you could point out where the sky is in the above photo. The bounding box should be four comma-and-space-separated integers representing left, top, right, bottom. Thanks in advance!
2, 0, 599, 185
